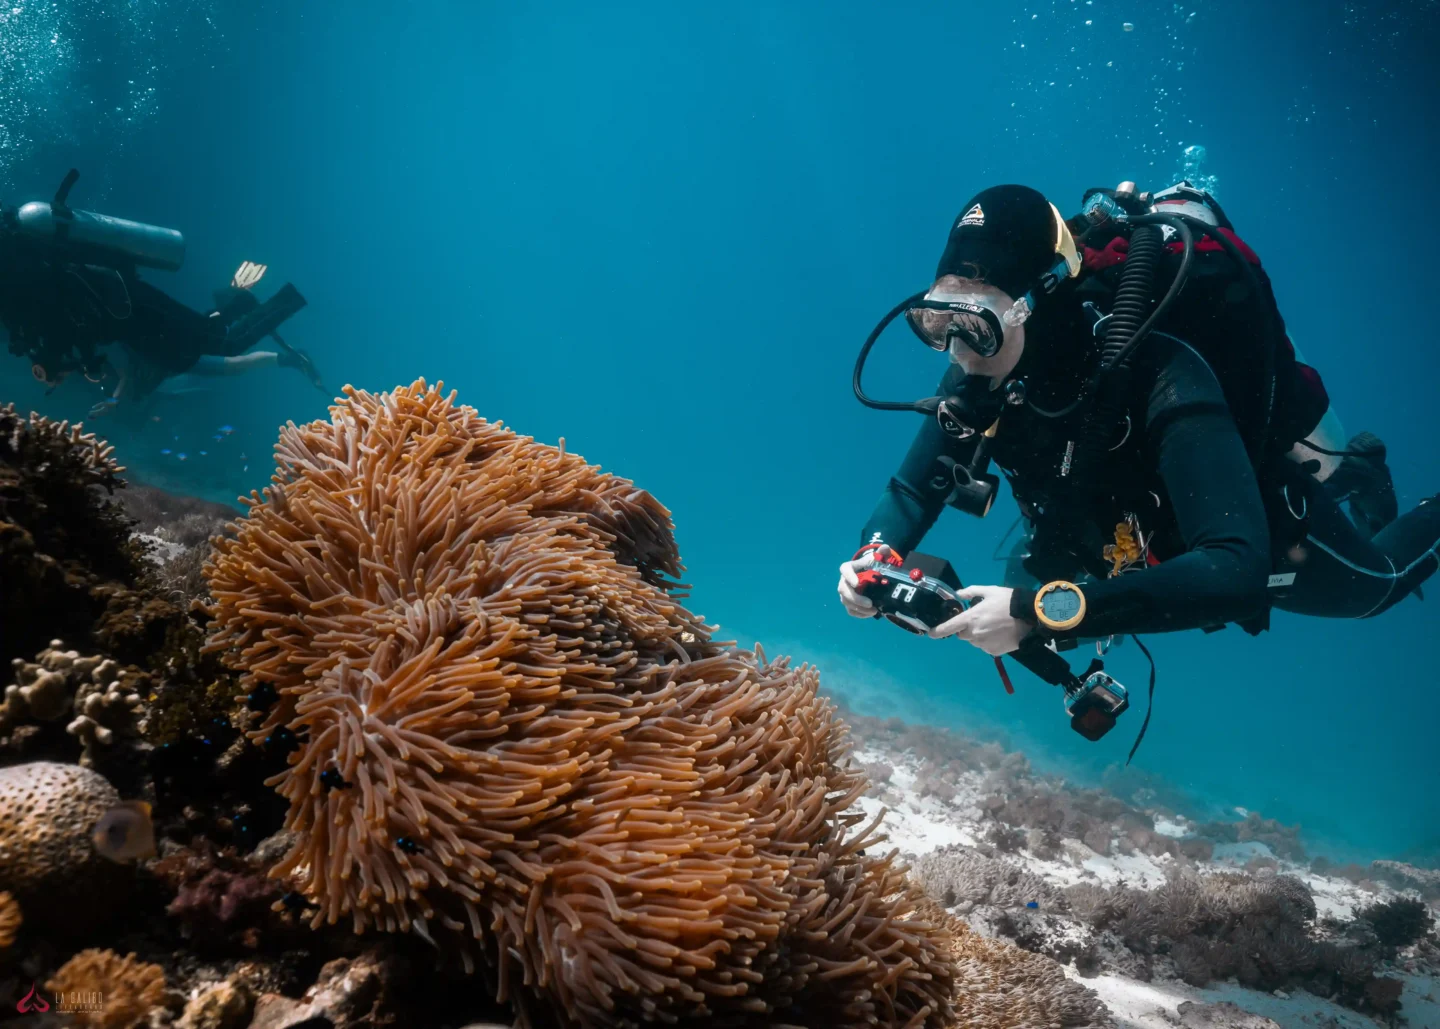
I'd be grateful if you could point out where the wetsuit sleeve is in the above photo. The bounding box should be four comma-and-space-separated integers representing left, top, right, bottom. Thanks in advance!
860, 364, 982, 554
1010, 338, 1271, 637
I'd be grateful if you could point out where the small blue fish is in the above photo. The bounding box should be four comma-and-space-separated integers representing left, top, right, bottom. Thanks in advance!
199, 450, 208, 457
1025, 901, 1039, 910
217, 425, 234, 434
177, 453, 188, 462
160, 448, 171, 456
213, 434, 225, 442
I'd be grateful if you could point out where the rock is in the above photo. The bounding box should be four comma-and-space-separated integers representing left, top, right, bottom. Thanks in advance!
1176, 1000, 1283, 1028
248, 949, 400, 1029
250, 830, 298, 868
177, 980, 253, 1029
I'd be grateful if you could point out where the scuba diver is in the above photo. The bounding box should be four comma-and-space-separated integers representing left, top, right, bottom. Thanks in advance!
0, 169, 323, 403
89, 260, 327, 421
839, 182, 1437, 668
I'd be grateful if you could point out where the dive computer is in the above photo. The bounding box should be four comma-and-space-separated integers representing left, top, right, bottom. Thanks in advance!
1034, 581, 1087, 632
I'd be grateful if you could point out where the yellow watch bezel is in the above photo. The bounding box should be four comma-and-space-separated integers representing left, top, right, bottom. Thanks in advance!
1034, 581, 1087, 631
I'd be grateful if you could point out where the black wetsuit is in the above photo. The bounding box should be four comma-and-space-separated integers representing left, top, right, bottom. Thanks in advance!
861, 243, 1440, 640
0, 229, 268, 381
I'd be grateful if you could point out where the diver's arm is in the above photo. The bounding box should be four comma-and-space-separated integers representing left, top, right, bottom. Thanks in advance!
1010, 340, 1271, 638
860, 364, 982, 554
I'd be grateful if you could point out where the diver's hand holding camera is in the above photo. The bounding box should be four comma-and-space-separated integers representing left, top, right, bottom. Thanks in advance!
926, 584, 1029, 657
837, 543, 887, 618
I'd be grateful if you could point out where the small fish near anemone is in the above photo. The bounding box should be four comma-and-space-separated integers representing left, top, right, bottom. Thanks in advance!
92, 800, 156, 863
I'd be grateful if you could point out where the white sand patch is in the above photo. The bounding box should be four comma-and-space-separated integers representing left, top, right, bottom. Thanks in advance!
848, 728, 1440, 1028
133, 531, 185, 565
1293, 868, 1382, 921
1074, 970, 1388, 1028
1211, 841, 1277, 865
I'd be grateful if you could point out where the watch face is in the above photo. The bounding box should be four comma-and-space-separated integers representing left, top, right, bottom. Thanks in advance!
1041, 587, 1083, 622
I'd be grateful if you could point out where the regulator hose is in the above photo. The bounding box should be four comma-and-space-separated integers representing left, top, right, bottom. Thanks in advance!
1066, 221, 1167, 487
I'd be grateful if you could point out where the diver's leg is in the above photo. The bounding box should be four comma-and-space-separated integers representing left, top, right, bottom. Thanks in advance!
1270, 482, 1440, 618
188, 353, 279, 376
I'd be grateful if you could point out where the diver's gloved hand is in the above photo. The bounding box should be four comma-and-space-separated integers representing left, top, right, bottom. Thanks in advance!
837, 542, 891, 618
277, 345, 328, 395
927, 584, 1031, 656
1327, 432, 1399, 539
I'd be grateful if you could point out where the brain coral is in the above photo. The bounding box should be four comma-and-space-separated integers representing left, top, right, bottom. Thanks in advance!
0, 761, 126, 929
203, 381, 958, 1028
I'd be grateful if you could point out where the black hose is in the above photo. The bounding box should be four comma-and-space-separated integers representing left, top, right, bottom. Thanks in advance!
853, 290, 931, 412
1101, 217, 1194, 372
1026, 216, 1193, 423
1067, 222, 1166, 486
1132, 212, 1276, 459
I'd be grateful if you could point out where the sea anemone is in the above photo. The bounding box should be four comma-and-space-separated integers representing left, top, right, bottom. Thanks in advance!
203, 381, 958, 1028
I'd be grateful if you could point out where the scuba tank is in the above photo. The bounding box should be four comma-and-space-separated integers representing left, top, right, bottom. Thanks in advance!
8, 169, 185, 272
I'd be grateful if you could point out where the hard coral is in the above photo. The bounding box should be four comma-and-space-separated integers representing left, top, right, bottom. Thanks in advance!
2, 643, 147, 780
0, 890, 19, 947
45, 948, 167, 1028
203, 381, 958, 1028
915, 844, 1067, 912
0, 761, 127, 930
0, 404, 137, 673
940, 906, 1109, 1028
1358, 895, 1433, 950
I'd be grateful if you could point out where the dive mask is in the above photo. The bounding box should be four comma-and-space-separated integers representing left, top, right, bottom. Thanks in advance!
905, 292, 1026, 358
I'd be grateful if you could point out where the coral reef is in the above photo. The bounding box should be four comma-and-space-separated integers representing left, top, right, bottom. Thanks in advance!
1372, 860, 1440, 900
1192, 812, 1306, 862
940, 905, 1110, 1028
914, 844, 1068, 913
0, 761, 128, 932
1358, 896, 1434, 950
3, 643, 142, 771
45, 948, 169, 1028
1052, 867, 1413, 1010
202, 381, 959, 1028
0, 890, 19, 948
153, 842, 285, 951
0, 404, 138, 674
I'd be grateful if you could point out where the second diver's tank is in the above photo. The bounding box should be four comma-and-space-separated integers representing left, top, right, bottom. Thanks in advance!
13, 201, 186, 272
10, 170, 185, 272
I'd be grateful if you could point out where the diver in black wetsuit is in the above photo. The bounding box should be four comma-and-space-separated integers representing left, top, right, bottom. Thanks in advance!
839, 184, 1439, 659
0, 169, 320, 399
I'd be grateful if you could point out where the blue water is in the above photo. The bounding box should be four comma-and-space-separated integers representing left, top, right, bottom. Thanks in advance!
2, 0, 1436, 862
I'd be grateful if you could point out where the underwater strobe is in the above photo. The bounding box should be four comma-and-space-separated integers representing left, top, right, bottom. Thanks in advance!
856, 549, 1130, 741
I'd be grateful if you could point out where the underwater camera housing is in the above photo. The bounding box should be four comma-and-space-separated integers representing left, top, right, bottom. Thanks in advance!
856, 550, 966, 635
859, 549, 1132, 743
1064, 668, 1130, 741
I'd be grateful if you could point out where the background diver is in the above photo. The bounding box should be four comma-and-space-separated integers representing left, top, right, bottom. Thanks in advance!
88, 260, 328, 421
0, 169, 325, 409
838, 183, 1437, 668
